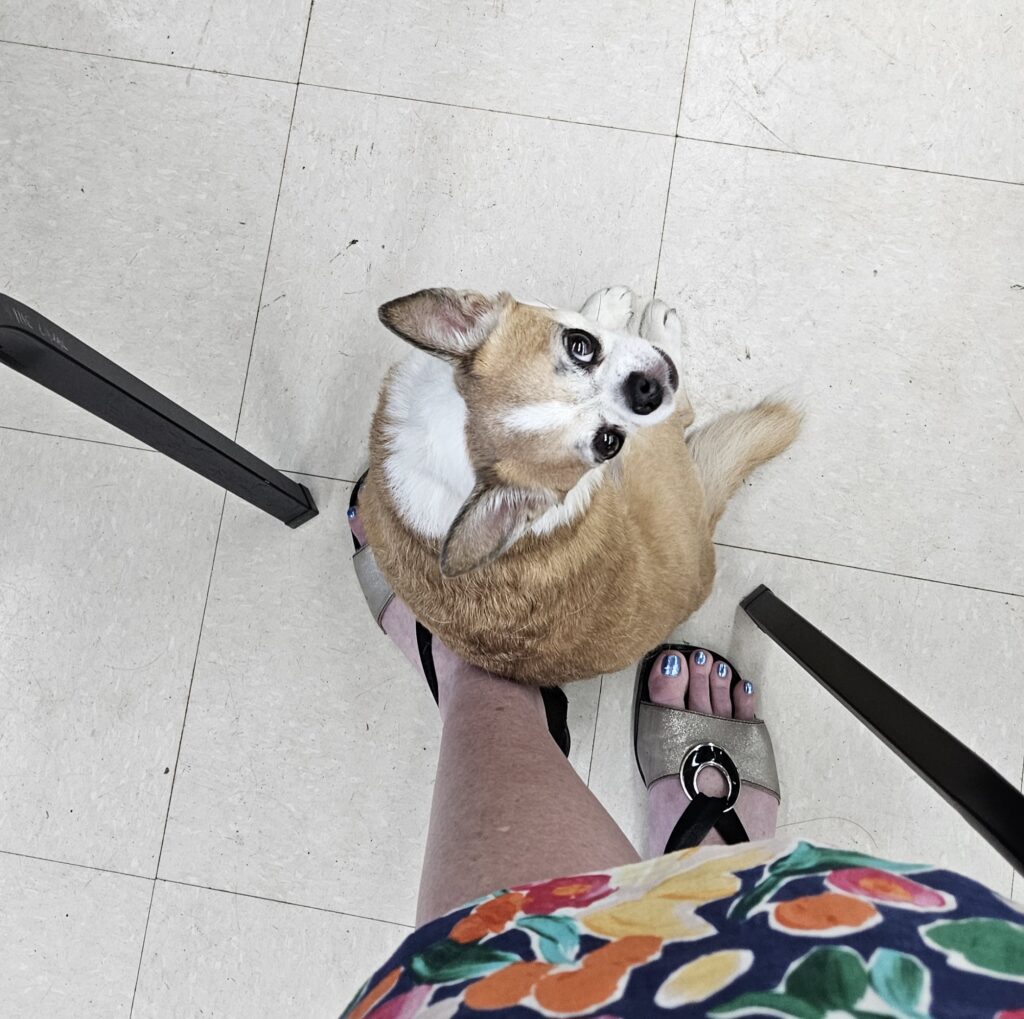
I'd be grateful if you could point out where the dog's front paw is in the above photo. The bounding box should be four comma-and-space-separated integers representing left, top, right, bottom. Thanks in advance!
640, 299, 684, 361
580, 285, 636, 331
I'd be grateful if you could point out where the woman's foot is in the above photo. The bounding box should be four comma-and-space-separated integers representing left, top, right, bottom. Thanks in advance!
347, 500, 546, 726
645, 648, 779, 856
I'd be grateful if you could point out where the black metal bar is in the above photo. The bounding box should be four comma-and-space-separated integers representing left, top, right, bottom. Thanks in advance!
741, 584, 1024, 874
0, 293, 317, 528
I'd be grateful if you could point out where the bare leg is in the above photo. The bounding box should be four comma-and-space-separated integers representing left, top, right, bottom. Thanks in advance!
348, 506, 639, 926
418, 649, 639, 924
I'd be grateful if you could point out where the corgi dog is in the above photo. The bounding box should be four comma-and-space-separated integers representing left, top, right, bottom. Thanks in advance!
357, 285, 800, 686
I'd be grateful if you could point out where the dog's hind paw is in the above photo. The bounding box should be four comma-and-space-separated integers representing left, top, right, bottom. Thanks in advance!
580, 285, 636, 331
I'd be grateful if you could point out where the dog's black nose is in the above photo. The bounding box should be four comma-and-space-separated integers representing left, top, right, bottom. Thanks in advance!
624, 372, 663, 415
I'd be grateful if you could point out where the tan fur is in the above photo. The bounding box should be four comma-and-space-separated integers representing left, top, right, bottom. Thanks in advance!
361, 295, 801, 686
687, 401, 804, 529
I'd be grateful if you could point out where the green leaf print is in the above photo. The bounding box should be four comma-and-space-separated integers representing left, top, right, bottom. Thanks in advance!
730, 841, 924, 921
786, 946, 869, 1012
517, 914, 580, 964
712, 946, 886, 1019
408, 940, 520, 984
921, 918, 1024, 982
709, 990, 824, 1019
868, 947, 931, 1016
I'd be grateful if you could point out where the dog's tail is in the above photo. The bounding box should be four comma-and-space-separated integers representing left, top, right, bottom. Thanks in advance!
687, 399, 802, 530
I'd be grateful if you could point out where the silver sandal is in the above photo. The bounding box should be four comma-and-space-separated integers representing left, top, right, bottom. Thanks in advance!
633, 643, 780, 851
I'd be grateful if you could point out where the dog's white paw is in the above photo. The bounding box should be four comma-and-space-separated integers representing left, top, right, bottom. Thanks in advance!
640, 299, 684, 360
579, 285, 636, 331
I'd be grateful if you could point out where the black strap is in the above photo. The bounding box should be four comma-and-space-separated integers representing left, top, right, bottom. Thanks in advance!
665, 794, 721, 851
539, 686, 571, 758
416, 621, 440, 704
665, 795, 750, 852
414, 621, 569, 758
715, 810, 749, 845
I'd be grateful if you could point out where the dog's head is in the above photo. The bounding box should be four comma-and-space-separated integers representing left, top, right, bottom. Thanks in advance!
378, 288, 680, 576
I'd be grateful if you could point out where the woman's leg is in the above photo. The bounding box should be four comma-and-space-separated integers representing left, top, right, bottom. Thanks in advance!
348, 506, 639, 926
418, 643, 640, 924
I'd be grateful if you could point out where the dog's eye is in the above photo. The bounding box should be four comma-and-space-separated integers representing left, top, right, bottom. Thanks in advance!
593, 428, 624, 462
564, 329, 599, 365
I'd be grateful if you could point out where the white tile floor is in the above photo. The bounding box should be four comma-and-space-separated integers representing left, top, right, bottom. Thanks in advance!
1, 3, 1022, 1015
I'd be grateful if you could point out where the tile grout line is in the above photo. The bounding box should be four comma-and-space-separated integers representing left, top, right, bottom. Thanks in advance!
0, 36, 293, 87
155, 875, 416, 930
300, 80, 669, 140
0, 36, 666, 140
0, 427, 348, 486
128, 883, 159, 1015
713, 540, 1024, 599
0, 846, 415, 932
676, 133, 1024, 189
651, 139, 679, 299
0, 846, 152, 882
229, 2, 317, 444
1, 36, 1022, 188
675, 0, 699, 135
584, 676, 604, 787
0, 423, 151, 453
128, 10, 318, 1005
128, 491, 229, 1017
1, 416, 1018, 598
651, 0, 696, 297
1012, 758, 1024, 899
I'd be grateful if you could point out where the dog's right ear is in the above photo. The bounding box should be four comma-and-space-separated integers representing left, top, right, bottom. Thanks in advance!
440, 481, 554, 577
378, 288, 506, 363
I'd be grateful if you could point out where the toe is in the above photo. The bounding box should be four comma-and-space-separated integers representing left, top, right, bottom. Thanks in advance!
733, 678, 756, 721
647, 649, 688, 709
710, 659, 733, 716
686, 649, 713, 714
347, 503, 368, 546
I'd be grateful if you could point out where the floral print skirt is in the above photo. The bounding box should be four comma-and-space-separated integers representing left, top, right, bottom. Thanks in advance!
342, 839, 1024, 1018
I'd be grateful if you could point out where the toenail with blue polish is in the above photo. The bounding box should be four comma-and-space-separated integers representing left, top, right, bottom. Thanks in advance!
694, 650, 707, 666
662, 654, 681, 677
347, 506, 357, 519
743, 681, 754, 695
717, 662, 728, 678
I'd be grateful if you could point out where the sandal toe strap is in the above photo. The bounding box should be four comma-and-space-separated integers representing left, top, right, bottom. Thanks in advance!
636, 703, 780, 798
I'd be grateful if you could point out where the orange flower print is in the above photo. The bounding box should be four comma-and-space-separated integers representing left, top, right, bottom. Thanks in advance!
464, 961, 554, 1011
770, 892, 881, 936
450, 891, 527, 944
827, 867, 953, 910
514, 873, 614, 913
533, 936, 661, 1015
347, 966, 401, 1019
463, 936, 660, 1015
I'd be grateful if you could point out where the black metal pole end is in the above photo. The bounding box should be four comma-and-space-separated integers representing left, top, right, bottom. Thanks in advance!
284, 484, 319, 528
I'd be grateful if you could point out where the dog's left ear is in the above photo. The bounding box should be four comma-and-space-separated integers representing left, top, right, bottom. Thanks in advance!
440, 482, 554, 577
378, 288, 508, 363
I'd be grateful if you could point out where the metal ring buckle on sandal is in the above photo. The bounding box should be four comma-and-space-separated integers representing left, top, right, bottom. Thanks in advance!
679, 742, 741, 811
663, 741, 749, 852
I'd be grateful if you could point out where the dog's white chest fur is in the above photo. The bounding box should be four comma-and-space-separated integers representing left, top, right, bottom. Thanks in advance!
382, 351, 602, 540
